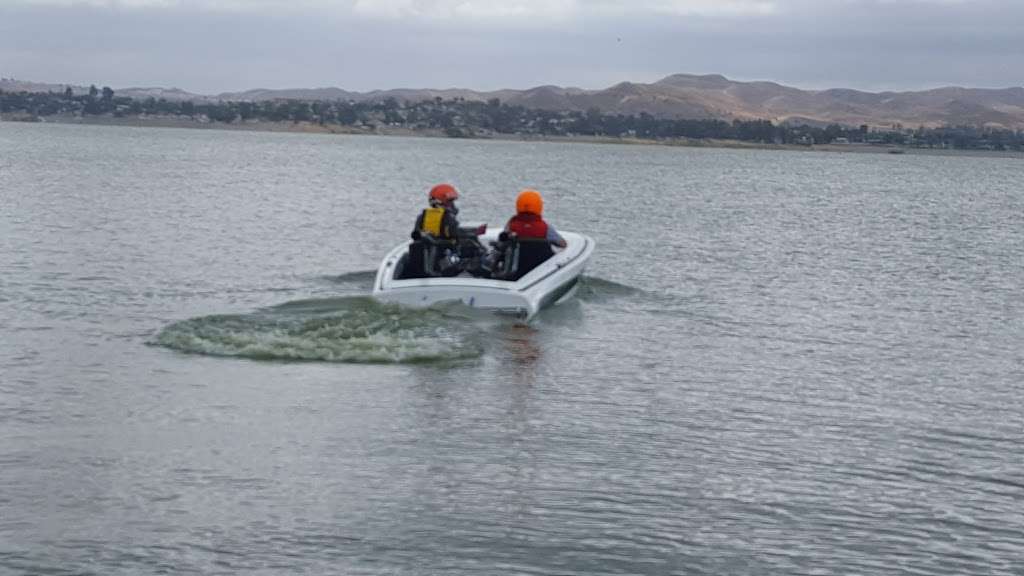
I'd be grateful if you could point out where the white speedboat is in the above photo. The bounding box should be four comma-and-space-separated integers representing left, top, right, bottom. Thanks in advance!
373, 228, 595, 320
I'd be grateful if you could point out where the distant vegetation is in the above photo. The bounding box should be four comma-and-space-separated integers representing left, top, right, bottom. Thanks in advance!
2, 85, 1022, 151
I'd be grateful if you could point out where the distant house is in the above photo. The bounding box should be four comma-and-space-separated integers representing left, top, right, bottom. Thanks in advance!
833, 137, 850, 144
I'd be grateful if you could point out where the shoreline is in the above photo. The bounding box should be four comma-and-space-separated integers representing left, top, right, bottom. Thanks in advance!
7, 114, 1023, 159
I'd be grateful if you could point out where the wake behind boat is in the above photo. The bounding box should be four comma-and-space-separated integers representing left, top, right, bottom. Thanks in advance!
373, 227, 595, 319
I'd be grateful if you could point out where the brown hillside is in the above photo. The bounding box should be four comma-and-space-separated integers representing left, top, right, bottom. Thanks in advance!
5, 75, 1023, 128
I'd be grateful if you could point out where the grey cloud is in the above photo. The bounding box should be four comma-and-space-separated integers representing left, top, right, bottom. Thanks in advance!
0, 0, 1021, 94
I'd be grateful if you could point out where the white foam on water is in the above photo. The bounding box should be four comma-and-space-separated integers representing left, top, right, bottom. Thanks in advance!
152, 297, 484, 364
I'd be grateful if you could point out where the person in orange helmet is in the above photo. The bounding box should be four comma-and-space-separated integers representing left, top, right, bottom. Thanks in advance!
491, 189, 567, 280
505, 189, 567, 248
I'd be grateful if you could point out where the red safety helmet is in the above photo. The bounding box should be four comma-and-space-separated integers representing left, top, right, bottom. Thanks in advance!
429, 183, 459, 204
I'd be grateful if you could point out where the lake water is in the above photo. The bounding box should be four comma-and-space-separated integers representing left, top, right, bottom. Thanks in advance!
2, 122, 1023, 575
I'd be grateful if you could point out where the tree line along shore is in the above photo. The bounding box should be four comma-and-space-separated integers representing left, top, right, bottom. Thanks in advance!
3, 84, 1023, 152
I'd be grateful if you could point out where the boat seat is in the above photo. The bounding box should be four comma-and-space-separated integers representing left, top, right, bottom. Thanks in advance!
402, 231, 458, 279
492, 233, 554, 281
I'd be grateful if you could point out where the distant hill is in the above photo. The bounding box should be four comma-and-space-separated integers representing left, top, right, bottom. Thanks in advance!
494, 74, 1024, 129
0, 79, 208, 101
4, 74, 1024, 128
216, 87, 360, 101
118, 87, 210, 101
0, 78, 87, 96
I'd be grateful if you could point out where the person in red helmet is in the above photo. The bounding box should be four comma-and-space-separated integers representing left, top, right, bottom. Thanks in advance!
404, 183, 463, 278
415, 183, 461, 241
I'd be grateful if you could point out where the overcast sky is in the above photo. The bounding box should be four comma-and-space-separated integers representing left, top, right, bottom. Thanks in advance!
1, 0, 1021, 94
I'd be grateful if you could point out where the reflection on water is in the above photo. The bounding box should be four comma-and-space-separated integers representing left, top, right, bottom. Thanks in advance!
500, 324, 543, 369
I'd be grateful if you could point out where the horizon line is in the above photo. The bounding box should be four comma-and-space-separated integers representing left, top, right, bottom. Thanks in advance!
4, 73, 1024, 98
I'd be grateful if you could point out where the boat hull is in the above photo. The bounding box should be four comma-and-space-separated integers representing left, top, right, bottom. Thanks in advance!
372, 230, 595, 319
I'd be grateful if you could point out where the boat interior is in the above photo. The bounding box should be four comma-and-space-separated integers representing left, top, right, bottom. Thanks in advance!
394, 232, 558, 282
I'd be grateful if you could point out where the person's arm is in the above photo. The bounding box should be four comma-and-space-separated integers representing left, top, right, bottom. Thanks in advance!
443, 210, 459, 239
413, 212, 424, 236
547, 225, 568, 248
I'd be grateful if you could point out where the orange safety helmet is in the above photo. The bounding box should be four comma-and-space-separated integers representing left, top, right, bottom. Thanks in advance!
429, 183, 459, 204
516, 189, 543, 215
